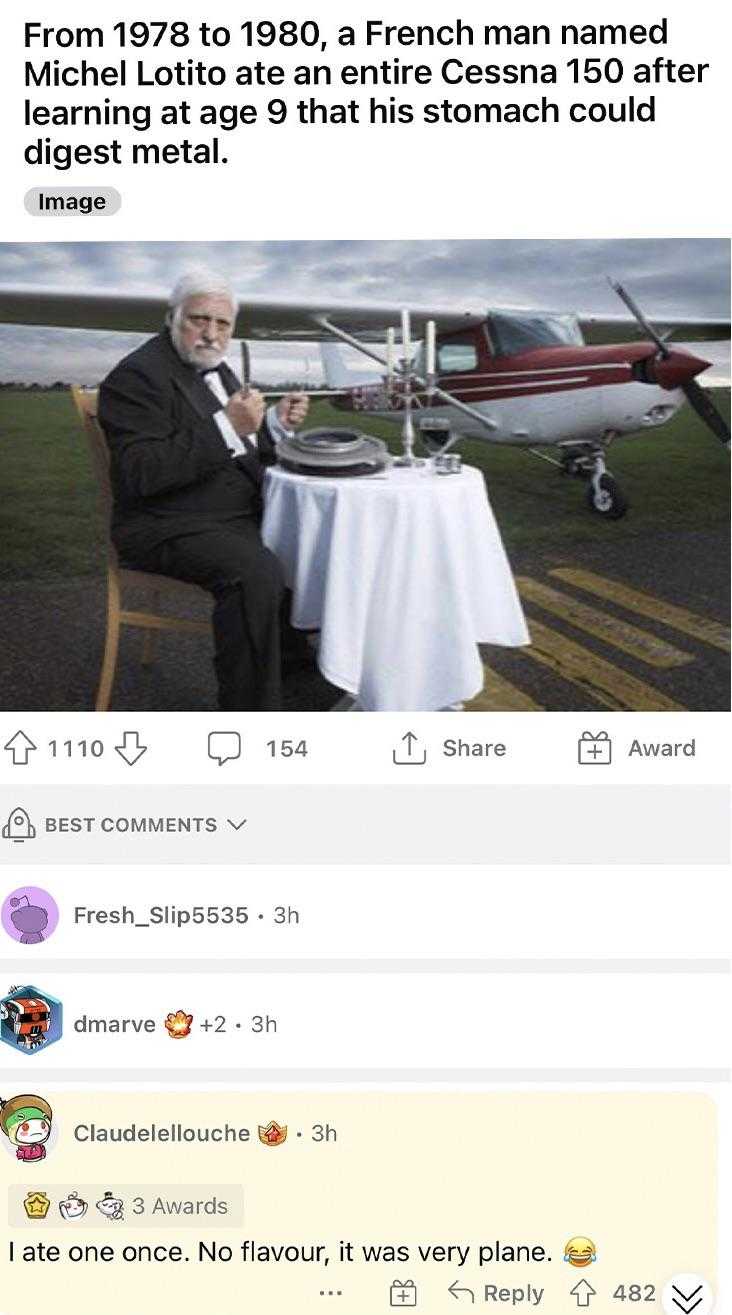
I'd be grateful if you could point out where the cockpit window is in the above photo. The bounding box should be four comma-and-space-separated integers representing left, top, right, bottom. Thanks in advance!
436, 340, 479, 374
490, 312, 583, 355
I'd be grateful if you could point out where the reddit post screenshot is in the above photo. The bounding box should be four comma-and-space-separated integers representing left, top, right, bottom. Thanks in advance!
0, 1, 730, 1312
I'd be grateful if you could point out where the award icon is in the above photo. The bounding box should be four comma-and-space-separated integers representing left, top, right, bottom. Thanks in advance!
24, 1191, 51, 1219
390, 1279, 418, 1307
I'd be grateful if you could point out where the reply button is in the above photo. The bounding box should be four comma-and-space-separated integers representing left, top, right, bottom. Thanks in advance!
24, 186, 121, 216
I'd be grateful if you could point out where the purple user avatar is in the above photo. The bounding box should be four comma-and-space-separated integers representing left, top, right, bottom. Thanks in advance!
2, 888, 59, 945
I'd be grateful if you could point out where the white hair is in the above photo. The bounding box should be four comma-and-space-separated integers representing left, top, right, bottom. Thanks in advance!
167, 267, 238, 368
168, 267, 238, 317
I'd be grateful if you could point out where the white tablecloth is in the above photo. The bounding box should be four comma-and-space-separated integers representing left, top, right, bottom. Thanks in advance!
261, 463, 529, 711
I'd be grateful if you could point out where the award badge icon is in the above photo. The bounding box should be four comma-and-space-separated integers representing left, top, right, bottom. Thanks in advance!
164, 1010, 193, 1039
24, 1191, 51, 1219
59, 1191, 88, 1220
258, 1121, 288, 1147
97, 1191, 124, 1221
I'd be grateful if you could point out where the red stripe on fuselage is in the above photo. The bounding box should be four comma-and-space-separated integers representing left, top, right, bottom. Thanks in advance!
436, 343, 643, 403
334, 343, 663, 412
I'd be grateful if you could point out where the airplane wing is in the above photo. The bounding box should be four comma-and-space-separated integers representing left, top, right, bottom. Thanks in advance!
1, 283, 727, 346
0, 285, 483, 341
579, 312, 730, 345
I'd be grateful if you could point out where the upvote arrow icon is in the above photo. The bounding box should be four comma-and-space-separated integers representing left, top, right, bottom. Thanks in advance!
114, 730, 148, 766
571, 1280, 596, 1308
3, 730, 37, 765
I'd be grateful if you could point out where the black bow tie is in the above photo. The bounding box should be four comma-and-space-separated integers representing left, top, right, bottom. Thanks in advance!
201, 364, 225, 379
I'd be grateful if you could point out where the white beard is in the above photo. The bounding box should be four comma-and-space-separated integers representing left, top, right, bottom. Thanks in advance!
170, 324, 226, 371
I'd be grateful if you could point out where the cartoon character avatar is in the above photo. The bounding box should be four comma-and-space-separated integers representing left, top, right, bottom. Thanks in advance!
8, 895, 49, 944
0, 1093, 53, 1161
3, 887, 59, 946
1, 993, 51, 1051
0, 984, 63, 1057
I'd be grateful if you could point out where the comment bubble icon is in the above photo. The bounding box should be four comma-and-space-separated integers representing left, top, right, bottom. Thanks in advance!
207, 731, 242, 766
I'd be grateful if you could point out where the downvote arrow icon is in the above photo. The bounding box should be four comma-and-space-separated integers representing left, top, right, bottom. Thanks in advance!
114, 731, 148, 766
571, 1280, 596, 1308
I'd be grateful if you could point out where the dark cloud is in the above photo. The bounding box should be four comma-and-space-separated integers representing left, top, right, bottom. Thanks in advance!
0, 239, 728, 383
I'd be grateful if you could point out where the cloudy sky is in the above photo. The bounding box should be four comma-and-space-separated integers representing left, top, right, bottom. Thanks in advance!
0, 238, 729, 384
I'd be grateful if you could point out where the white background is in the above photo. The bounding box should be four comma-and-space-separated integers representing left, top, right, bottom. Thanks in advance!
0, 970, 726, 1070
0, 710, 728, 784
1, 0, 730, 241
2, 863, 731, 958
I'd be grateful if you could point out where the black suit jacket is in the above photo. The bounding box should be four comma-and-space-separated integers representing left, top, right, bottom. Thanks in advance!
98, 330, 276, 560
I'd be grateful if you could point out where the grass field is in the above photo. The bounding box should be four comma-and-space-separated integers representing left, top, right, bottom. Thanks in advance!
0, 387, 729, 583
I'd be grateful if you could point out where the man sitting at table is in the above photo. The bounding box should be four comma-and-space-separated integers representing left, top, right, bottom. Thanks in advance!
98, 268, 309, 710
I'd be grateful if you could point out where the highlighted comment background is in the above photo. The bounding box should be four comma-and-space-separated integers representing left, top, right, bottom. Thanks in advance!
0, 1091, 716, 1314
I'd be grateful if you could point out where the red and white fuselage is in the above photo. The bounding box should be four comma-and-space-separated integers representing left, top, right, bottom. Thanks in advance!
329, 323, 711, 448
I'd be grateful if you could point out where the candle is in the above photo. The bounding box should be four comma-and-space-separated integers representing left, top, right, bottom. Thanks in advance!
401, 308, 411, 367
386, 327, 395, 379
426, 320, 436, 378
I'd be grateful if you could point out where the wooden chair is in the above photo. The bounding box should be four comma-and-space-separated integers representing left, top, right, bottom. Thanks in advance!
71, 386, 209, 711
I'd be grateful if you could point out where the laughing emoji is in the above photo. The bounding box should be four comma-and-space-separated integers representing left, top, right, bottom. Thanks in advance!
564, 1236, 597, 1267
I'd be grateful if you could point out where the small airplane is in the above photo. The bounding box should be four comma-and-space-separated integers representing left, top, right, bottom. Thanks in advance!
1, 277, 728, 519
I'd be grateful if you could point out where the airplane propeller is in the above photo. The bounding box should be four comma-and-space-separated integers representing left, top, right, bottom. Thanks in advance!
679, 376, 731, 445
609, 278, 730, 449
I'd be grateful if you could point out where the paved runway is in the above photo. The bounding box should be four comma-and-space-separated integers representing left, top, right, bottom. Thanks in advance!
0, 529, 728, 713
470, 528, 729, 712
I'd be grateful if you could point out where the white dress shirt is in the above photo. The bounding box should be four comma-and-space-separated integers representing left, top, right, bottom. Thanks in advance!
202, 369, 293, 457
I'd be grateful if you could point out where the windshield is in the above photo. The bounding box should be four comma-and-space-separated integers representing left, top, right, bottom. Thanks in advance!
490, 311, 583, 355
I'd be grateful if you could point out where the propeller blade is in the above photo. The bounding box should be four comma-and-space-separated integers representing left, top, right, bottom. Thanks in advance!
610, 277, 729, 451
607, 277, 670, 357
682, 378, 731, 447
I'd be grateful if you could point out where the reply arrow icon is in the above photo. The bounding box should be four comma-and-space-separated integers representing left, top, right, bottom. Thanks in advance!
448, 1279, 475, 1302
114, 731, 148, 766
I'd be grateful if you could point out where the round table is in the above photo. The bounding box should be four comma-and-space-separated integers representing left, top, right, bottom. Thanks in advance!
261, 463, 529, 711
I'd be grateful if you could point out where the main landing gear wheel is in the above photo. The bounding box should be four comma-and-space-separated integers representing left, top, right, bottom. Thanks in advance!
587, 473, 628, 520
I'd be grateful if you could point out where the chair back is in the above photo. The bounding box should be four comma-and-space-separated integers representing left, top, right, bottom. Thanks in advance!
71, 386, 119, 567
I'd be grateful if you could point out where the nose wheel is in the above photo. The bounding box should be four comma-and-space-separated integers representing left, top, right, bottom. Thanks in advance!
588, 472, 628, 519
558, 445, 628, 519
587, 451, 628, 519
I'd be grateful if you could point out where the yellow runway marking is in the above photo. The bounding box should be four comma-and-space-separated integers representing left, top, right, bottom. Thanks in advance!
516, 576, 693, 669
551, 568, 731, 653
467, 666, 543, 711
524, 618, 686, 711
